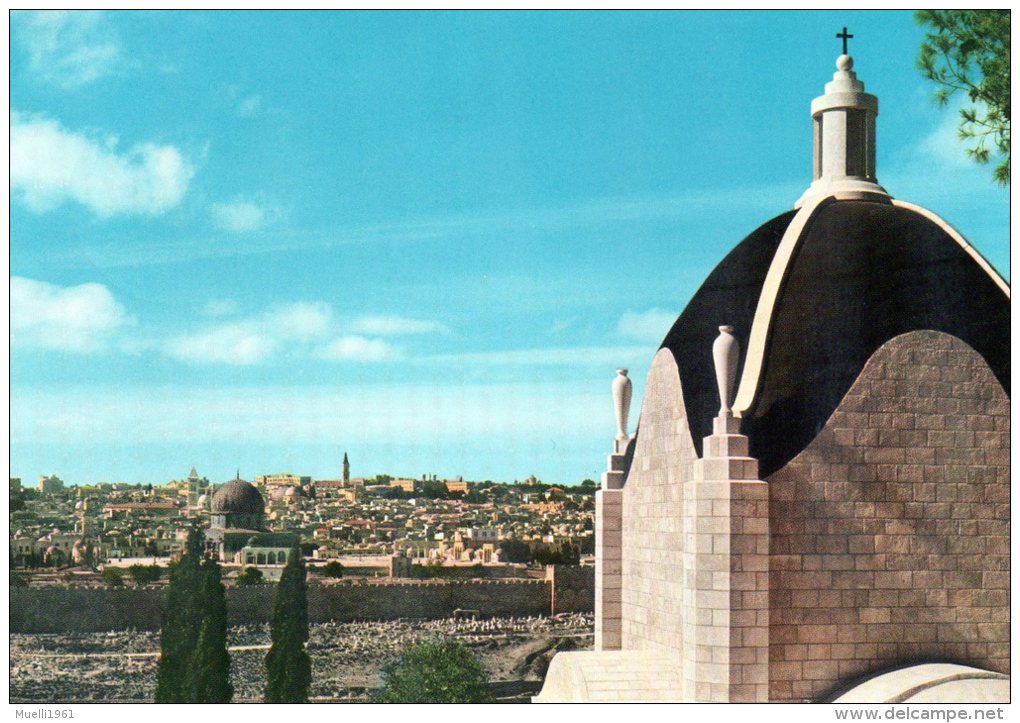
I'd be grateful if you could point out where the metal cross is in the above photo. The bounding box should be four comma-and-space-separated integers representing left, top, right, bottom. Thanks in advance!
836, 26, 854, 55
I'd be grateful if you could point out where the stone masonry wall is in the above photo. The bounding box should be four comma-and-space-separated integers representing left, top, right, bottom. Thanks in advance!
10, 577, 569, 633
621, 348, 698, 653
766, 331, 1010, 702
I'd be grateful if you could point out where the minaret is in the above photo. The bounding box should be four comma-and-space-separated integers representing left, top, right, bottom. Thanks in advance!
795, 28, 890, 208
187, 466, 200, 507
342, 452, 350, 487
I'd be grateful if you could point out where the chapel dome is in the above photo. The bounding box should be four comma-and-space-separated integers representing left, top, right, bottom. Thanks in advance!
659, 198, 1009, 478
210, 478, 265, 515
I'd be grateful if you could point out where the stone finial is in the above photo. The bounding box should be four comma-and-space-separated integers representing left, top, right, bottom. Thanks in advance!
612, 368, 633, 443
712, 325, 739, 415
794, 42, 890, 209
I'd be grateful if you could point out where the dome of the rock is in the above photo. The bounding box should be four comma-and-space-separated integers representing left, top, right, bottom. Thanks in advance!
210, 478, 264, 515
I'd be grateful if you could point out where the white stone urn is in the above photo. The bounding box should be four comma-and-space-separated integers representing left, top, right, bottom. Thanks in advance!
712, 325, 740, 415
612, 368, 632, 443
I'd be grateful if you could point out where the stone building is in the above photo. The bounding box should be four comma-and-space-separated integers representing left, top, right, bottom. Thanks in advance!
255, 472, 312, 501
37, 474, 64, 495
186, 466, 209, 508
536, 46, 1009, 704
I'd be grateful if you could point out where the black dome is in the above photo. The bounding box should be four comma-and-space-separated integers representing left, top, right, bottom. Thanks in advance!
210, 479, 264, 514
660, 198, 1009, 477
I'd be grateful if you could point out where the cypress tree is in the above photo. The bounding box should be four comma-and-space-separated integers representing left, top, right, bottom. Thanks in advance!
155, 528, 204, 703
265, 542, 311, 703
156, 528, 233, 703
184, 559, 233, 703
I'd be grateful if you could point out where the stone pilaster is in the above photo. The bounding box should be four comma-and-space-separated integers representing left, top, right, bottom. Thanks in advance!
688, 414, 769, 703
595, 438, 627, 650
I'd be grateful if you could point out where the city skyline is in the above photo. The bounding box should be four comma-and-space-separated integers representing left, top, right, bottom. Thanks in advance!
10, 10, 1010, 486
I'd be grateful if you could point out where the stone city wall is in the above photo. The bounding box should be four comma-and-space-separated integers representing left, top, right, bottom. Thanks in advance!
767, 331, 1010, 702
10, 569, 593, 633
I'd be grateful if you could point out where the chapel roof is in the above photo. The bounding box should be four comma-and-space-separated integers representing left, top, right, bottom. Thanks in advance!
660, 198, 1009, 477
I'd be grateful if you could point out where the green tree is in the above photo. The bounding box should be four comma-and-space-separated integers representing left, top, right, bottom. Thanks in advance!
320, 560, 344, 578
236, 566, 264, 586
156, 530, 203, 702
265, 544, 311, 703
420, 480, 448, 499
156, 529, 233, 703
183, 559, 233, 703
917, 10, 1010, 184
129, 564, 162, 586
80, 539, 97, 571
498, 539, 532, 564
10, 570, 28, 587
102, 567, 124, 587
374, 639, 492, 703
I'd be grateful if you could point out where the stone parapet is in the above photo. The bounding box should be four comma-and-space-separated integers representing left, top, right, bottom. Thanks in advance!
686, 413, 770, 703
595, 487, 623, 649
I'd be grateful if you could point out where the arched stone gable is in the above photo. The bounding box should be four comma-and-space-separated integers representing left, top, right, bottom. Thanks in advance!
767, 331, 1009, 702
621, 348, 698, 654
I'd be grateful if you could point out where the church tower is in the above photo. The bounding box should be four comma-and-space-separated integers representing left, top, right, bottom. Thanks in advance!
342, 452, 350, 487
186, 466, 205, 508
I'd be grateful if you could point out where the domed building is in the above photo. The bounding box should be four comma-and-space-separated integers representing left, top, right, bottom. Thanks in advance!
537, 42, 1008, 704
206, 472, 296, 565
210, 474, 266, 530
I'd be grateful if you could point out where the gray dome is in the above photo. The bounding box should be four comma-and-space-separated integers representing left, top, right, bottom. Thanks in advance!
210, 479, 264, 514
659, 199, 1009, 477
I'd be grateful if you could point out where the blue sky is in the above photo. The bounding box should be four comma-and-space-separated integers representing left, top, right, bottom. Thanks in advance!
10, 10, 1010, 486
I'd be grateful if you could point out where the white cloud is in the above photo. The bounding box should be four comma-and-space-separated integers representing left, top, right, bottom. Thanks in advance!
17, 10, 121, 88
11, 112, 194, 216
211, 199, 269, 233
268, 302, 332, 341
914, 109, 976, 171
616, 308, 677, 344
167, 301, 347, 365
316, 335, 399, 362
237, 94, 262, 117
349, 315, 450, 336
10, 276, 132, 352
167, 322, 271, 366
